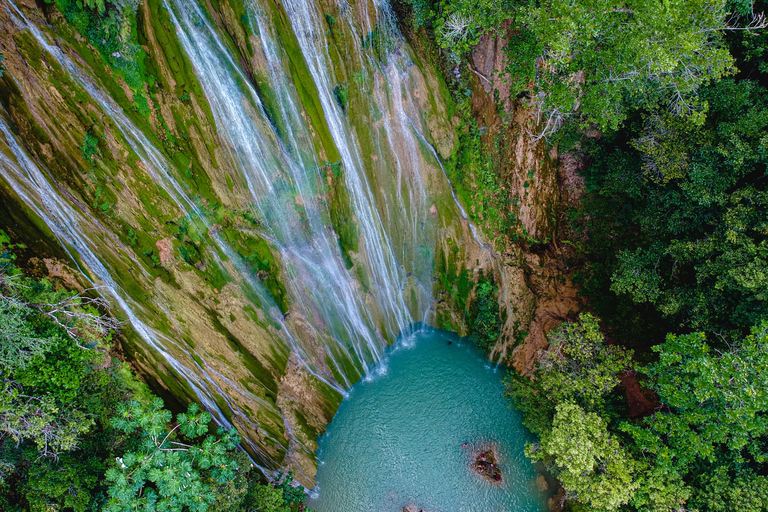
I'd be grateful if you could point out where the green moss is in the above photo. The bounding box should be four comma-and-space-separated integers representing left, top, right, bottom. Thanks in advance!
270, 0, 339, 162
311, 373, 344, 418
432, 237, 473, 330
144, 0, 202, 99
80, 131, 100, 162
267, 343, 289, 375
225, 0, 254, 56
362, 25, 392, 63
207, 309, 278, 400
332, 83, 348, 111
219, 223, 289, 313
294, 410, 321, 440
191, 352, 205, 368
326, 165, 359, 267
0, 181, 75, 270
324, 354, 347, 389
12, 32, 44, 72
157, 365, 198, 404
202, 259, 232, 291
52, 0, 148, 104
212, 393, 235, 424
324, 345, 362, 385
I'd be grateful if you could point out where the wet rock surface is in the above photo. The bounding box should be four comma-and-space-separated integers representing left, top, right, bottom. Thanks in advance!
474, 449, 503, 484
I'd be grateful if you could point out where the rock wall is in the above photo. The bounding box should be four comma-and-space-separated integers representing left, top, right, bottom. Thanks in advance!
426, 23, 583, 373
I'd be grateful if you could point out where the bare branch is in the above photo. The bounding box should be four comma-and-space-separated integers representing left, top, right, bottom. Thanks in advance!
23, 288, 122, 346
469, 67, 493, 85
701, 11, 768, 32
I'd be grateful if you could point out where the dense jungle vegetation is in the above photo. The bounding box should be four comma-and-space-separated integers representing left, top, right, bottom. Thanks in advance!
0, 234, 309, 511
401, 0, 768, 510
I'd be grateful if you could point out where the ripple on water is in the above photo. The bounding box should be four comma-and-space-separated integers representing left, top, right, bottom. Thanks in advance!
309, 328, 548, 512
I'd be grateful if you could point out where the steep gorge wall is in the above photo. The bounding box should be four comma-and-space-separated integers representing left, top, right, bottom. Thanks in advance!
425, 23, 582, 372
0, 0, 576, 485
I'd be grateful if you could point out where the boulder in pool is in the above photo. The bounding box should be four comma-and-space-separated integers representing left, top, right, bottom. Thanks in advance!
475, 449, 502, 484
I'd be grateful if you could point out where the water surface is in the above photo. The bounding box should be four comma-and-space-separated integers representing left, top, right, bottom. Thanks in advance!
309, 329, 546, 512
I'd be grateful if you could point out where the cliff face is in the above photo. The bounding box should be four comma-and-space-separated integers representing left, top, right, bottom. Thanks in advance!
427, 23, 581, 373
0, 0, 574, 485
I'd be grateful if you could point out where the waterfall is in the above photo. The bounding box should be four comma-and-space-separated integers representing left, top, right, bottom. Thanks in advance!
0, 105, 296, 470
165, 0, 388, 378
280, 0, 423, 335
3, 0, 355, 391
3, 1, 322, 469
0, 112, 239, 444
0, 0, 454, 477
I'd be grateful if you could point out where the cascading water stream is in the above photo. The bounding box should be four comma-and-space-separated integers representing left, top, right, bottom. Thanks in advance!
3, 0, 359, 394
0, 112, 227, 430
0, 107, 294, 471
0, 0, 477, 480
164, 0, 388, 378
279, 0, 423, 338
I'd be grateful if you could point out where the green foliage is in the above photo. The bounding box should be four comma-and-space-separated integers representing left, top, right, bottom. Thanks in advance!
0, 246, 123, 512
529, 402, 639, 510
80, 131, 100, 163
0, 249, 112, 459
274, 471, 308, 508
324, 13, 335, 31
0, 241, 310, 512
622, 324, 768, 470
0, 379, 94, 457
406, 0, 511, 56
132, 92, 151, 119
467, 277, 501, 352
536, 313, 633, 411
502, 28, 541, 98
406, 0, 738, 134
577, 78, 768, 337
503, 371, 554, 436
332, 83, 348, 111
105, 400, 240, 512
127, 228, 138, 246
251, 484, 289, 512
518, 0, 734, 132
52, 0, 148, 105
629, 464, 690, 512
629, 113, 699, 184
83, 0, 107, 12
510, 316, 768, 511
0, 54, 5, 78
690, 466, 768, 512
505, 313, 632, 438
